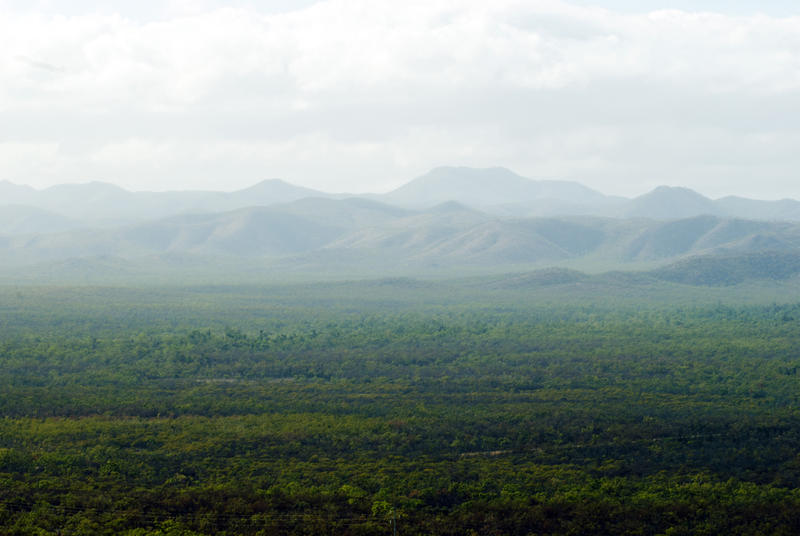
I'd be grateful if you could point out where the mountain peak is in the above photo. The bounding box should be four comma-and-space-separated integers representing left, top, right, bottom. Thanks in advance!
229, 178, 329, 205
381, 166, 605, 208
626, 185, 718, 219
238, 178, 317, 192
0, 180, 37, 194
649, 185, 707, 197
246, 178, 294, 187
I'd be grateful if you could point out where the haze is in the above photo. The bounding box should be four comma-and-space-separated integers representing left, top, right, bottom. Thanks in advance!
2, 0, 800, 199
8, 3, 800, 534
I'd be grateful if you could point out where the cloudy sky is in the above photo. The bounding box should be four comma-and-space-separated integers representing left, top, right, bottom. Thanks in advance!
2, 0, 799, 198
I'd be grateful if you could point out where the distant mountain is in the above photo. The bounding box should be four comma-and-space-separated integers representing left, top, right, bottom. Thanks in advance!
624, 186, 720, 219
120, 208, 345, 257
375, 169, 800, 222
8, 168, 800, 225
622, 187, 800, 222
623, 216, 723, 260
0, 180, 37, 205
715, 196, 800, 221
7, 200, 800, 276
377, 166, 608, 208
2, 199, 800, 281
226, 179, 331, 207
40, 181, 129, 205
408, 220, 575, 264
326, 202, 490, 253
273, 197, 411, 228
10, 167, 800, 283
0, 179, 333, 225
0, 197, 411, 266
620, 216, 800, 261
0, 205, 83, 235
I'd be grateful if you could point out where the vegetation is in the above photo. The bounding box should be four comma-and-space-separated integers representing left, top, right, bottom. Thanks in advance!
2, 282, 800, 534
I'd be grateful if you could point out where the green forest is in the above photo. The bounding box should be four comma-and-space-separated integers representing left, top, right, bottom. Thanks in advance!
2, 281, 800, 534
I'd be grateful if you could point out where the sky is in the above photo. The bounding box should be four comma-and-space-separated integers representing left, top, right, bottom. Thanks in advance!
2, 0, 800, 199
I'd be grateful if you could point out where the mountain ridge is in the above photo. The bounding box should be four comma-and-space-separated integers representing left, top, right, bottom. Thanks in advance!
5, 167, 800, 225
3, 197, 800, 277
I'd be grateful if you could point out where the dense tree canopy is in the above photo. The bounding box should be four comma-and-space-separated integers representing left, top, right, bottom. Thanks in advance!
2, 285, 800, 534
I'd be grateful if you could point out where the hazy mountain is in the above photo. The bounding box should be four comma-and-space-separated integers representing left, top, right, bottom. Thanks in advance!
624, 186, 720, 219
273, 197, 411, 228
40, 181, 129, 205
622, 187, 800, 222
620, 215, 800, 262
0, 197, 411, 266
326, 202, 490, 252
488, 198, 627, 218
4, 208, 347, 265
1, 179, 333, 225
623, 216, 722, 260
5, 195, 800, 275
0, 180, 37, 205
394, 217, 607, 266
225, 179, 333, 207
18, 181, 195, 224
377, 166, 608, 209
409, 220, 575, 264
7, 167, 800, 284
8, 168, 800, 225
715, 196, 800, 221
376, 168, 800, 222
119, 208, 345, 257
0, 205, 83, 235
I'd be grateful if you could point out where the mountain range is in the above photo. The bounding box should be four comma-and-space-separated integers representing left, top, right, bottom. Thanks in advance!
3, 167, 800, 230
2, 166, 800, 282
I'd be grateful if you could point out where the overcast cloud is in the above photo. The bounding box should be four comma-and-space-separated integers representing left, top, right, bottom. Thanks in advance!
1, 0, 800, 198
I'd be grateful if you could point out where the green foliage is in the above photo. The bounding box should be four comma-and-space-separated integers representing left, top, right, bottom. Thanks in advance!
2, 285, 800, 534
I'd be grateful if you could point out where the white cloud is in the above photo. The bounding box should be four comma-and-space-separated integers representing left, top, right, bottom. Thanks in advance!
1, 0, 800, 198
